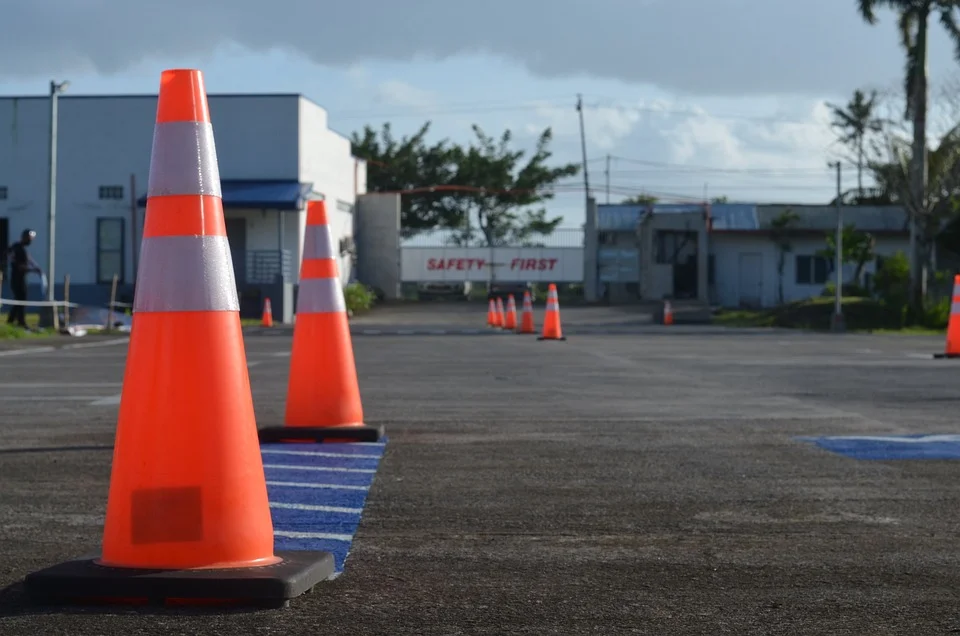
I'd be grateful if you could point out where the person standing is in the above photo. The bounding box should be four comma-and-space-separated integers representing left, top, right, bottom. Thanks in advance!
6, 229, 42, 329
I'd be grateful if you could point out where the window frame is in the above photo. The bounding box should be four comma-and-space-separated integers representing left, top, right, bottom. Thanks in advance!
96, 217, 125, 284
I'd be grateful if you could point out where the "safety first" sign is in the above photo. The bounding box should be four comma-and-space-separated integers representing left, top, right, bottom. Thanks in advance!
402, 248, 583, 282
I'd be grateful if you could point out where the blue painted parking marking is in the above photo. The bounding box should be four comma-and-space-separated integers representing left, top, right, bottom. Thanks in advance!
262, 440, 386, 574
798, 434, 960, 460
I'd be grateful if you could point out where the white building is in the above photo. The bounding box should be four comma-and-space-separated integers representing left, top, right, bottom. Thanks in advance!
0, 92, 366, 317
590, 202, 911, 308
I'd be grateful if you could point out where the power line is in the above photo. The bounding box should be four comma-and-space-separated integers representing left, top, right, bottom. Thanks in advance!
329, 95, 833, 127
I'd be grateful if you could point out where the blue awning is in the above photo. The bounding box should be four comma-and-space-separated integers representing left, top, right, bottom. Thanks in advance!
136, 179, 314, 211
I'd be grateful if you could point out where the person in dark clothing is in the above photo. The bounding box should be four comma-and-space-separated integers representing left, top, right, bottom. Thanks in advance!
6, 229, 42, 328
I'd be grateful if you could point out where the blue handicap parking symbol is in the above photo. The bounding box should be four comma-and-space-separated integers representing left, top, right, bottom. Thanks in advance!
797, 434, 960, 460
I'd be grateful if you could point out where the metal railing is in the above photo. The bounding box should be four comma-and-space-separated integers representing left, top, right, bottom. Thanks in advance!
245, 249, 293, 284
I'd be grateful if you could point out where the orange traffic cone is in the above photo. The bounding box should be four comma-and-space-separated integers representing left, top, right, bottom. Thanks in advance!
496, 297, 506, 329
518, 290, 536, 334
663, 300, 674, 326
504, 294, 518, 330
538, 283, 566, 341
23, 69, 333, 606
261, 297, 274, 327
936, 275, 960, 358
487, 298, 499, 327
258, 200, 383, 444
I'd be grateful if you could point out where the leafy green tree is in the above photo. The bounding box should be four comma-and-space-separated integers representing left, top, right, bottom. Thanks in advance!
817, 223, 877, 283
827, 89, 883, 197
351, 122, 578, 245
350, 122, 459, 236
770, 208, 800, 304
621, 194, 658, 205
857, 0, 960, 307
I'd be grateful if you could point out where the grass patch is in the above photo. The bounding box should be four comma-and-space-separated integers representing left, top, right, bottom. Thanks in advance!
713, 297, 944, 334
0, 313, 57, 339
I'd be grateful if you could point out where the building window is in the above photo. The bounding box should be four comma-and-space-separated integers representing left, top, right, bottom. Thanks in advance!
0, 186, 7, 200
336, 200, 354, 214
795, 254, 830, 285
96, 217, 125, 284
98, 185, 124, 200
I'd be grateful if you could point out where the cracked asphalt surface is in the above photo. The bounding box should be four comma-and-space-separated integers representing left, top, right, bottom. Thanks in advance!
0, 305, 958, 635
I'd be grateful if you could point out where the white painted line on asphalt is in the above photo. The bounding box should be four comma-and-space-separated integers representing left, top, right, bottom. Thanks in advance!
273, 530, 353, 542
269, 501, 363, 514
61, 338, 129, 351
0, 396, 98, 401
271, 351, 291, 357
0, 382, 120, 388
89, 394, 121, 406
266, 480, 370, 491
263, 463, 377, 474
261, 449, 382, 459
0, 347, 56, 357
247, 361, 262, 368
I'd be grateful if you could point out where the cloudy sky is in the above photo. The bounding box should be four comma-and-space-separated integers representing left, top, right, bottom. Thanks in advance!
2, 0, 960, 228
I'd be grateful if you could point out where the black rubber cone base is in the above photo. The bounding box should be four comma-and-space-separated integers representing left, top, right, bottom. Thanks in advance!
258, 424, 385, 444
537, 336, 567, 341
933, 352, 960, 359
24, 550, 335, 609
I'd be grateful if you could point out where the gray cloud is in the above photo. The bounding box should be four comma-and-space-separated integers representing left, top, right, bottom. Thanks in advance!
0, 0, 955, 97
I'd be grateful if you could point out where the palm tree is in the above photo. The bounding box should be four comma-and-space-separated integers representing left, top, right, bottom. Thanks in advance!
857, 0, 960, 307
827, 89, 884, 197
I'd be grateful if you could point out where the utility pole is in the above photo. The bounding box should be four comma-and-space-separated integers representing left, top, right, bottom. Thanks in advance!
576, 94, 590, 203
47, 79, 69, 329
829, 161, 844, 332
605, 154, 610, 203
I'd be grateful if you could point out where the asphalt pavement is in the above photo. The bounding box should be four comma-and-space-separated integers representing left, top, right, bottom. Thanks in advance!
0, 305, 958, 635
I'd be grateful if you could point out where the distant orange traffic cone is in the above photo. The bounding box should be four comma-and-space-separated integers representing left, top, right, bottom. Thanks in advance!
487, 298, 499, 327
261, 297, 274, 327
504, 294, 518, 330
496, 297, 506, 329
24, 68, 333, 606
258, 200, 383, 444
538, 283, 566, 341
518, 290, 536, 334
936, 275, 960, 358
663, 300, 674, 326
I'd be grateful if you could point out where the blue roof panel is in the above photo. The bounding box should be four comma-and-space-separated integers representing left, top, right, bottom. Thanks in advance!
136, 179, 314, 210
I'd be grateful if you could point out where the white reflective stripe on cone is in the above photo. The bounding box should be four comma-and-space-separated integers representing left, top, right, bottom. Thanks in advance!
303, 225, 336, 260
134, 235, 239, 312
952, 300, 960, 315
297, 278, 347, 314
546, 301, 558, 310
147, 121, 221, 198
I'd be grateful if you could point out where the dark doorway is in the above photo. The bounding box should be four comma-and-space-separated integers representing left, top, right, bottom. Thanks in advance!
224, 217, 247, 285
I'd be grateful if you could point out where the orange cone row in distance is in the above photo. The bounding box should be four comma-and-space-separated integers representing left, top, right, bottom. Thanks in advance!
496, 297, 506, 328
487, 298, 500, 327
518, 290, 536, 334
261, 297, 274, 327
259, 200, 384, 444
504, 295, 518, 330
935, 274, 960, 358
538, 283, 566, 341
23, 69, 333, 608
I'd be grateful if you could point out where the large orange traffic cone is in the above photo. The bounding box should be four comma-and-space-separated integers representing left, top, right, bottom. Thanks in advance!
261, 297, 274, 327
258, 200, 383, 444
519, 290, 536, 334
504, 294, 518, 330
487, 298, 499, 327
538, 283, 566, 341
24, 69, 333, 606
936, 275, 960, 358
496, 297, 506, 329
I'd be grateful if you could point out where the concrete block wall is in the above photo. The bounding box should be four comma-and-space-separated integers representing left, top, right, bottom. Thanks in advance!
355, 193, 401, 300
